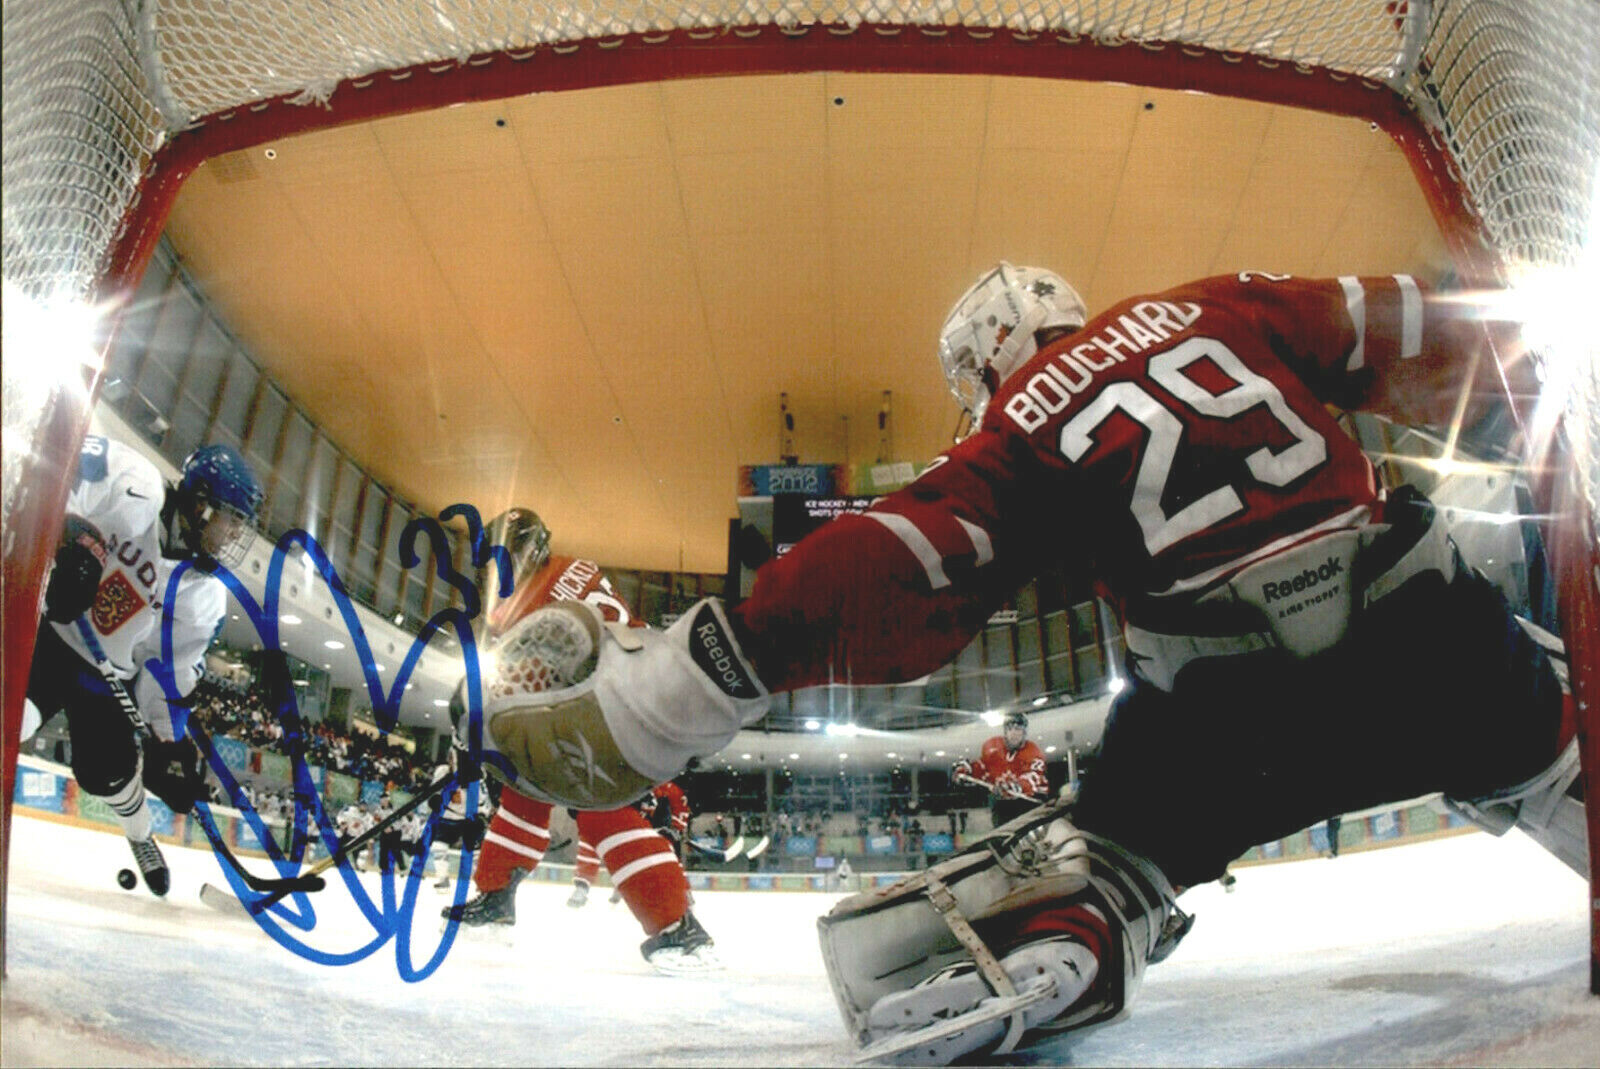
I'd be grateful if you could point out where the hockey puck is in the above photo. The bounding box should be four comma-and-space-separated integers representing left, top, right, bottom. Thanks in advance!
117, 868, 138, 891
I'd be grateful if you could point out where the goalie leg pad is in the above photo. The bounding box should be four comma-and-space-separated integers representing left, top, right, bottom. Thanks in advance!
817, 803, 1182, 1062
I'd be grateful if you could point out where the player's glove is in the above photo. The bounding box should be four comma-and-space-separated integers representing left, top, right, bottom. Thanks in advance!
44, 516, 108, 623
464, 598, 770, 809
141, 735, 208, 813
994, 772, 1024, 799
460, 812, 489, 851
951, 758, 975, 781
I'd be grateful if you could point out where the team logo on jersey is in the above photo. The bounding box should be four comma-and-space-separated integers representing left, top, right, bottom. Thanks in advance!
90, 570, 146, 634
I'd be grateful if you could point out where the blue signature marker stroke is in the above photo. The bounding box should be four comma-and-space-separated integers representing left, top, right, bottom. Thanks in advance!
141, 504, 507, 980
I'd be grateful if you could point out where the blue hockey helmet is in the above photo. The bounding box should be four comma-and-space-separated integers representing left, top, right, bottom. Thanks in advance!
176, 444, 263, 567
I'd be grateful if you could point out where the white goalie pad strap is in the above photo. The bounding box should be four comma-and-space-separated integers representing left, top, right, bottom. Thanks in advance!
921, 873, 1028, 1054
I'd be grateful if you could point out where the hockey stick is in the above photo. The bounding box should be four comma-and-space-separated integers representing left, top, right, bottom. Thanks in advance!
722, 835, 747, 862
72, 617, 326, 896
954, 770, 1028, 800
744, 834, 770, 859
239, 767, 462, 911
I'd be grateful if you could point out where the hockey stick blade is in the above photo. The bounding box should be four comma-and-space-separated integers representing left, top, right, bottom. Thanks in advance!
723, 835, 746, 862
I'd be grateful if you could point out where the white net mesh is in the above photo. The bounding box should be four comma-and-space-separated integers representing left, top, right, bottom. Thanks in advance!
484, 604, 601, 711
1, 0, 1596, 580
144, 0, 1420, 124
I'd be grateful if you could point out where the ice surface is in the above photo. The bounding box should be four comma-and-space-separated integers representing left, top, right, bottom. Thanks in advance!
2, 814, 1595, 1066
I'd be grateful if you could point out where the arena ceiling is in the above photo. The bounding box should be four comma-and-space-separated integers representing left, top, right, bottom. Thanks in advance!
161, 71, 1449, 576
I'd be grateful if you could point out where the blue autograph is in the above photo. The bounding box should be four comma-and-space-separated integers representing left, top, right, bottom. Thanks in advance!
141, 503, 512, 980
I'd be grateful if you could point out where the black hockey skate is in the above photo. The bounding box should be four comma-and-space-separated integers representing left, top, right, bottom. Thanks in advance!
128, 836, 170, 897
640, 910, 722, 974
440, 867, 525, 927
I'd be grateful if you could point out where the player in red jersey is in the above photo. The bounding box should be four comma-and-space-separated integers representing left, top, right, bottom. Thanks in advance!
641, 780, 692, 851
481, 266, 1573, 1059
954, 712, 1049, 826
441, 509, 718, 973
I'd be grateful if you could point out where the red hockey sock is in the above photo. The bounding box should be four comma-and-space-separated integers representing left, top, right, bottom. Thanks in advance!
574, 838, 600, 885
577, 807, 688, 936
475, 789, 552, 892
1001, 901, 1113, 967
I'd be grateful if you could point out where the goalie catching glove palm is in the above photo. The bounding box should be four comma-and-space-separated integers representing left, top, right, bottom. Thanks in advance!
460, 598, 770, 808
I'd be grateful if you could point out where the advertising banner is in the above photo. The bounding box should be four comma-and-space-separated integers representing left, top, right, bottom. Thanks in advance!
260, 751, 291, 783
214, 736, 251, 772
784, 835, 817, 856
14, 766, 65, 813
738, 464, 848, 497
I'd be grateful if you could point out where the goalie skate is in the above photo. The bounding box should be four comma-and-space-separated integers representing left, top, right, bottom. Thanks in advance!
855, 939, 1096, 1066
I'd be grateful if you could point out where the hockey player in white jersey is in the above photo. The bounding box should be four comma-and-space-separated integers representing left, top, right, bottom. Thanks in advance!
24, 435, 263, 895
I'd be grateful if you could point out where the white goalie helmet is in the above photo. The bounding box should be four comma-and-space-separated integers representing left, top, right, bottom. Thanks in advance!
938, 262, 1088, 426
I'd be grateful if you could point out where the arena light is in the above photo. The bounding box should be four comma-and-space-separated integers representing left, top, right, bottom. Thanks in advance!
433, 699, 449, 708
1032, 695, 1050, 707
788, 753, 799, 760
1046, 745, 1058, 754
2, 284, 108, 446
280, 614, 302, 625
1107, 676, 1125, 694
804, 719, 821, 731
323, 639, 345, 650
980, 710, 1005, 727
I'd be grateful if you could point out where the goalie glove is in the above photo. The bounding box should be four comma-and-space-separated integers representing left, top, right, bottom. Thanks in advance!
464, 598, 770, 810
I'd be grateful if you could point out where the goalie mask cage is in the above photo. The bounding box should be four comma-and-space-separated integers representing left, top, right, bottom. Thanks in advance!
2, 0, 1597, 982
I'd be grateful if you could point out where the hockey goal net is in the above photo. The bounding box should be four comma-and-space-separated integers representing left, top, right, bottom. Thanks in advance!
3, 0, 1597, 979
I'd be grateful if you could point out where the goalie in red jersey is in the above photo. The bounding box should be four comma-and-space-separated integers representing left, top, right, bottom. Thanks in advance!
954, 712, 1050, 826
475, 266, 1573, 1059
441, 508, 718, 973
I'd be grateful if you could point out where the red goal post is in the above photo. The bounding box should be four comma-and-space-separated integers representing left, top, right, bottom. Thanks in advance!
3, 0, 1597, 982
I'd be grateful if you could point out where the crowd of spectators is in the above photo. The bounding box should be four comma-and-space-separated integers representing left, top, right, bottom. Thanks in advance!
694, 804, 972, 858
189, 683, 432, 793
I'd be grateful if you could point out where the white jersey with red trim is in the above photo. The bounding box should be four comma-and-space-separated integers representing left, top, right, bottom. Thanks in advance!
735, 273, 1507, 689
49, 436, 228, 738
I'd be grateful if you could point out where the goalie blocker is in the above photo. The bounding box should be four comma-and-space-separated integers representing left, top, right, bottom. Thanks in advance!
818, 800, 1188, 1064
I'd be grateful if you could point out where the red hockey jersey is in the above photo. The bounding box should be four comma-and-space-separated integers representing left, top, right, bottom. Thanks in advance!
735, 273, 1516, 690
486, 553, 635, 634
642, 780, 691, 835
966, 738, 1049, 800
